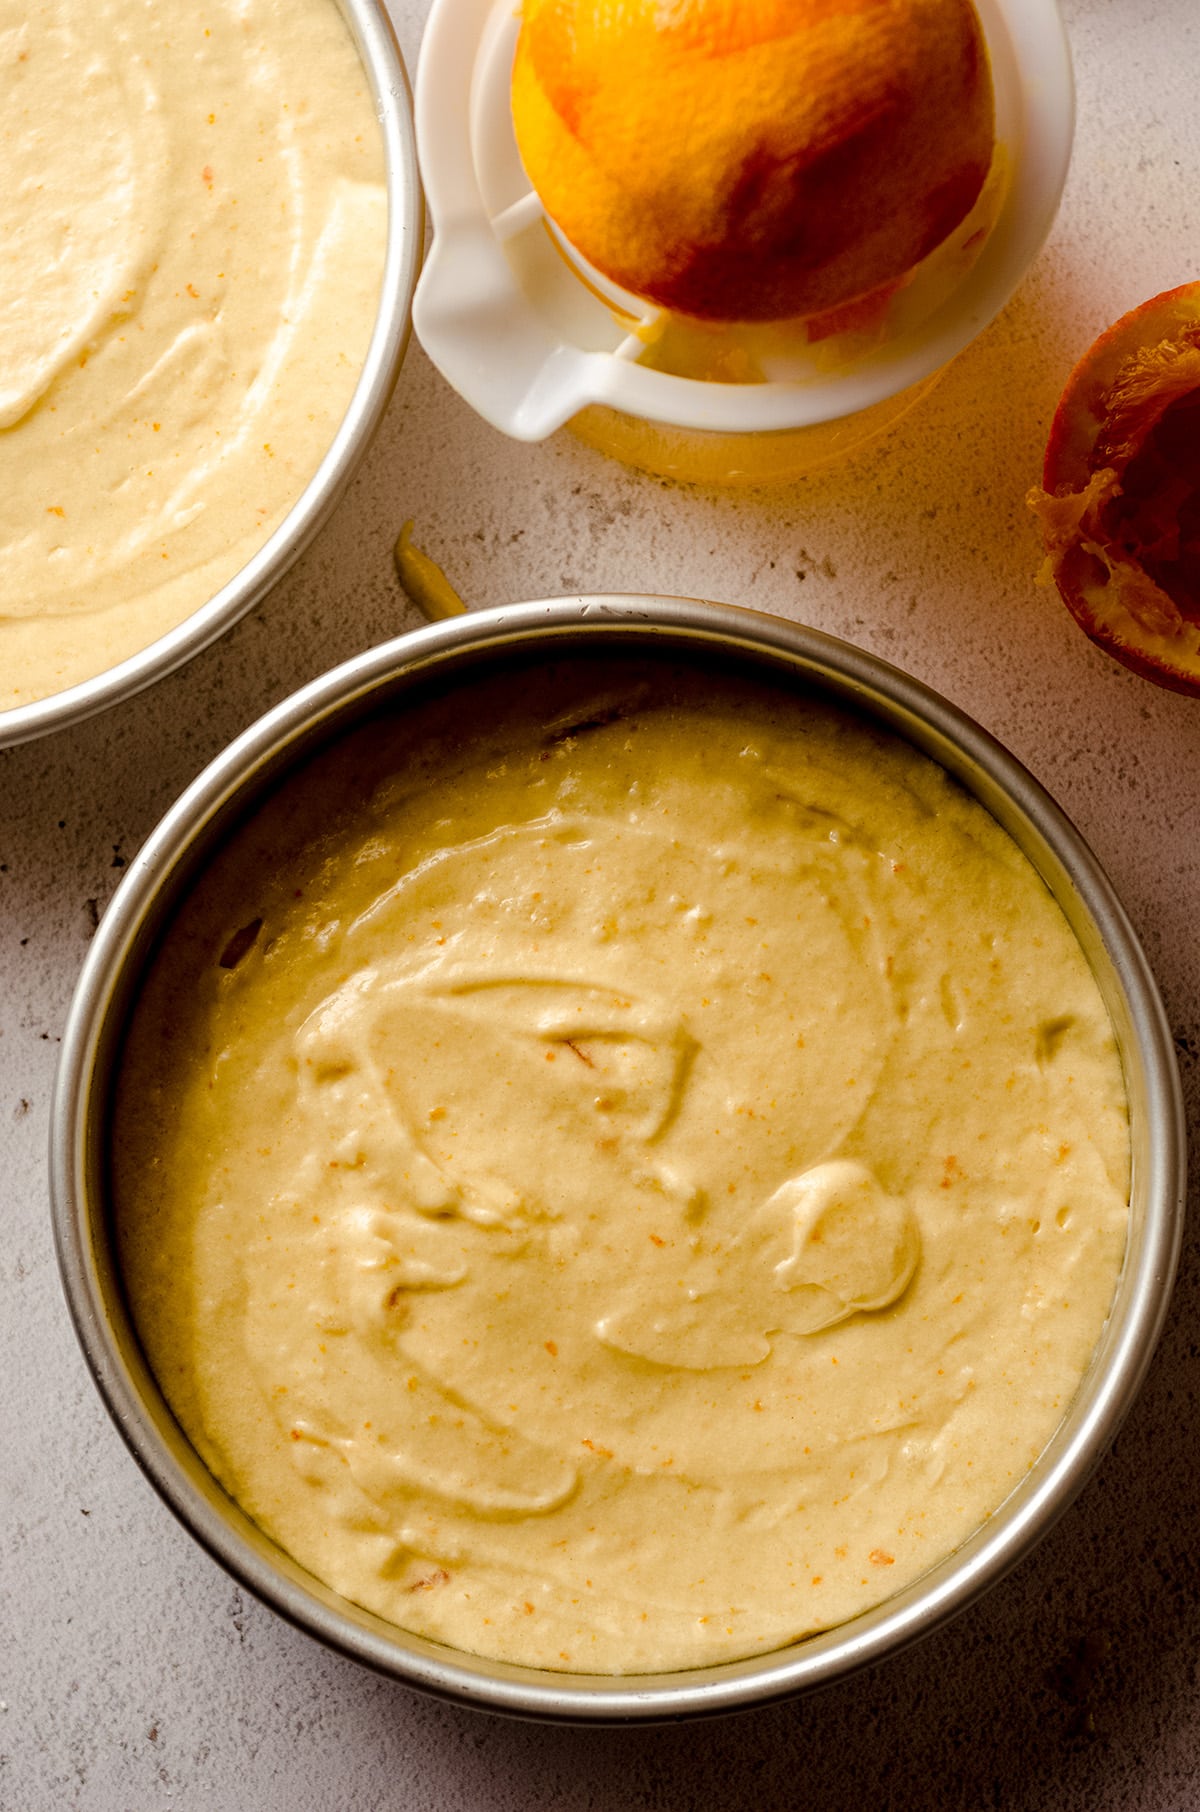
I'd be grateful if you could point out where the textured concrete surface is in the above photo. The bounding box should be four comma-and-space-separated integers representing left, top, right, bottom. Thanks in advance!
4, 0, 1200, 1805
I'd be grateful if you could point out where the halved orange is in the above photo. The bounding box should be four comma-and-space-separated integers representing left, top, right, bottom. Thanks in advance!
511, 0, 995, 324
1029, 283, 1200, 695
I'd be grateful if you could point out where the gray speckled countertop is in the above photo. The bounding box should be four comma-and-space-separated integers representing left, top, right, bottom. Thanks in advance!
5, 1, 1200, 1805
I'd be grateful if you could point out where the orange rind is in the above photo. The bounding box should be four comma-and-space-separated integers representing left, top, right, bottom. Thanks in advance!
511, 0, 996, 324
1029, 283, 1200, 695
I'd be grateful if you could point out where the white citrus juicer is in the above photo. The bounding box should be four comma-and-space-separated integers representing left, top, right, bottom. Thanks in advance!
412, 0, 1074, 484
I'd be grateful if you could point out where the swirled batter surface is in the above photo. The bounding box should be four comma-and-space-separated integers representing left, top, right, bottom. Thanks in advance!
0, 0, 385, 710
115, 660, 1129, 1673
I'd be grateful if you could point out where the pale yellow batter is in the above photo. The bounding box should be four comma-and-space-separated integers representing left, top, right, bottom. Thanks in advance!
115, 660, 1129, 1674
0, 0, 385, 711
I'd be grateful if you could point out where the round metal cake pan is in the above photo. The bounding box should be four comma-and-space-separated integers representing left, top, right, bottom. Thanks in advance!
52, 596, 1185, 1721
0, 0, 423, 751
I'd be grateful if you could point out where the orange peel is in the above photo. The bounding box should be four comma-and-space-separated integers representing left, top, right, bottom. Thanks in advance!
510, 0, 995, 324
1029, 283, 1200, 695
